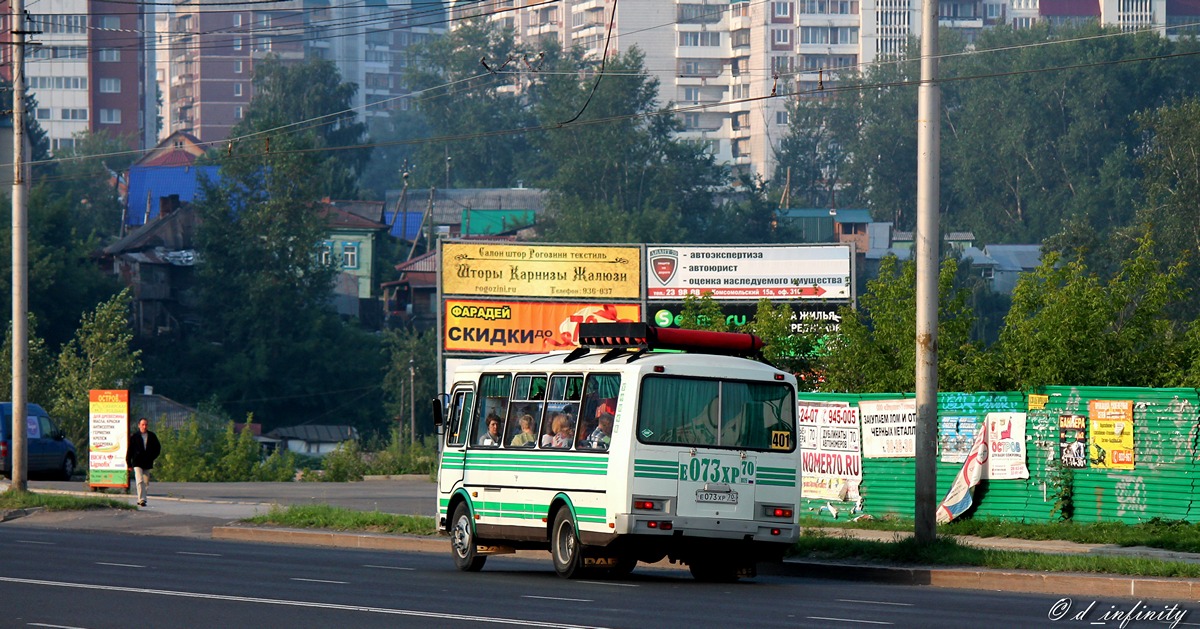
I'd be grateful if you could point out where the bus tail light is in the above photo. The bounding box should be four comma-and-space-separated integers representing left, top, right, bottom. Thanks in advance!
765, 506, 794, 519
647, 520, 673, 530
633, 498, 662, 511
771, 528, 782, 536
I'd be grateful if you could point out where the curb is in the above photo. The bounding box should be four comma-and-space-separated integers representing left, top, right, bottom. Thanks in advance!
0, 506, 45, 523
775, 560, 1200, 601
212, 525, 446, 553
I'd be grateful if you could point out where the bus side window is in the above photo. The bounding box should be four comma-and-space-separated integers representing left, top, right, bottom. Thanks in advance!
472, 374, 511, 447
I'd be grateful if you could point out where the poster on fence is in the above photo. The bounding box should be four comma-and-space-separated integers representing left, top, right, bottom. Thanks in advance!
984, 412, 1029, 479
939, 415, 977, 463
859, 398, 915, 458
937, 427, 988, 524
1088, 400, 1135, 470
1058, 414, 1088, 469
797, 404, 862, 501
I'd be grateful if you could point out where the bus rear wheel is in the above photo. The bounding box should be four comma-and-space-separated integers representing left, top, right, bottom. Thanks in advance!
451, 503, 486, 572
551, 509, 584, 579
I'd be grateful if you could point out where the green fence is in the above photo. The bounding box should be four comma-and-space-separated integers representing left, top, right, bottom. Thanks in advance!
796, 387, 1200, 524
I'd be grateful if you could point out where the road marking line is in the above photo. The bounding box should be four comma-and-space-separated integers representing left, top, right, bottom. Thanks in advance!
291, 578, 348, 584
363, 565, 415, 571
837, 599, 913, 606
522, 595, 593, 603
578, 581, 638, 588
0, 576, 608, 628
95, 562, 145, 568
177, 552, 222, 557
29, 623, 88, 628
807, 617, 892, 625
17, 540, 55, 545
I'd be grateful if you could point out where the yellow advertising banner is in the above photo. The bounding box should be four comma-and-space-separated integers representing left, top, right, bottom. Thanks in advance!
88, 389, 130, 487
445, 300, 642, 354
1088, 399, 1134, 469
442, 242, 641, 299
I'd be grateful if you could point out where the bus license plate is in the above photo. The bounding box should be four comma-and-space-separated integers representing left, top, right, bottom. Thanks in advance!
695, 490, 738, 504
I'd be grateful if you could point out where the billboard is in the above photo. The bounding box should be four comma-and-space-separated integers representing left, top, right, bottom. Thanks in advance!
649, 301, 842, 334
442, 242, 641, 299
646, 244, 852, 301
444, 300, 642, 354
88, 389, 129, 488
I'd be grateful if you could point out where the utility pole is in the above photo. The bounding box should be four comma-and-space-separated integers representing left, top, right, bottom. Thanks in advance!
409, 357, 416, 448
10, 0, 32, 492
914, 0, 942, 543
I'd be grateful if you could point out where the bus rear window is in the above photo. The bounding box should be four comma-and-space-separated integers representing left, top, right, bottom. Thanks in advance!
636, 376, 796, 451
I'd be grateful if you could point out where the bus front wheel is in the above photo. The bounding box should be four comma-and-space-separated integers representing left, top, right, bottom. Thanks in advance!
451, 503, 486, 572
551, 509, 584, 579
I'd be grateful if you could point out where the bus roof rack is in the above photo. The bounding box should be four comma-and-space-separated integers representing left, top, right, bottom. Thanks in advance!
574, 322, 766, 359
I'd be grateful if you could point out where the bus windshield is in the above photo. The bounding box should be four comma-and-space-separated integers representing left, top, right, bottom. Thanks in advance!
636, 376, 796, 451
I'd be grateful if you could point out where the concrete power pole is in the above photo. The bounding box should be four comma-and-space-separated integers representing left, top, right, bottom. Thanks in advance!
10, 0, 31, 492
914, 0, 942, 543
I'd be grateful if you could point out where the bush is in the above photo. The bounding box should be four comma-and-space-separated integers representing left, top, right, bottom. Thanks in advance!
318, 441, 368, 482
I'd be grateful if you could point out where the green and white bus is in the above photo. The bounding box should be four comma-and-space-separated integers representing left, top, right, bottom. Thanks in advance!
433, 323, 800, 581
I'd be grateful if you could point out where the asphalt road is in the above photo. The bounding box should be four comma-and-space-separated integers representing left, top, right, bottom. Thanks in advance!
0, 526, 1130, 629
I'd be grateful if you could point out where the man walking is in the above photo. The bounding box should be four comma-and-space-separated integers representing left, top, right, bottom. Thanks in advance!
126, 417, 161, 507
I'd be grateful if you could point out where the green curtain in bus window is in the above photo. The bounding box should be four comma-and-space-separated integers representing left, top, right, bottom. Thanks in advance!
717, 381, 794, 449
480, 374, 511, 397
591, 374, 621, 398
638, 377, 718, 446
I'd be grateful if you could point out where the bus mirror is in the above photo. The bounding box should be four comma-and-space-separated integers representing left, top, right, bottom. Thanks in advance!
430, 396, 447, 428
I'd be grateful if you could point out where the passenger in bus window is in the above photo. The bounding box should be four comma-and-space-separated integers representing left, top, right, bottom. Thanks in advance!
509, 414, 537, 447
551, 418, 575, 448
479, 412, 503, 446
542, 413, 567, 447
586, 412, 614, 450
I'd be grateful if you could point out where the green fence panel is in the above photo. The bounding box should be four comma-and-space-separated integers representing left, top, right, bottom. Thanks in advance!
797, 387, 1200, 525
796, 393, 911, 522
938, 392, 1056, 523
1037, 387, 1199, 524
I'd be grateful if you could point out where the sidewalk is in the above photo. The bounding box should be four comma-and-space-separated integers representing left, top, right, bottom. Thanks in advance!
4, 480, 1199, 600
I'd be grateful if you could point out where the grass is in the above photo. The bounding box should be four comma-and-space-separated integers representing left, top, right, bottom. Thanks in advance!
244, 504, 437, 536
0, 489, 133, 511
792, 530, 1200, 578
800, 515, 1200, 554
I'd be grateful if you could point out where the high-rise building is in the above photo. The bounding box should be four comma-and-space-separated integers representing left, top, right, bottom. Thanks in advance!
166, 0, 445, 143
0, 0, 150, 153
451, 0, 1192, 185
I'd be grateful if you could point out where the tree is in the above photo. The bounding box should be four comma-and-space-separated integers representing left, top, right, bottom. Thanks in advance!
528, 47, 726, 243
0, 314, 55, 405
47, 130, 138, 241
402, 18, 533, 188
1133, 98, 1200, 317
0, 78, 51, 165
775, 88, 864, 209
382, 328, 438, 442
231, 55, 370, 200
154, 70, 389, 437
818, 256, 981, 392
993, 235, 1188, 390
0, 183, 123, 349
49, 289, 143, 447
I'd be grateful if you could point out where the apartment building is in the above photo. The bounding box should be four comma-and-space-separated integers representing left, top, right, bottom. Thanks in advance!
452, 0, 1195, 185
0, 0, 150, 153
166, 0, 444, 143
